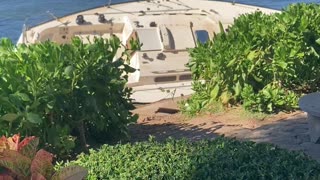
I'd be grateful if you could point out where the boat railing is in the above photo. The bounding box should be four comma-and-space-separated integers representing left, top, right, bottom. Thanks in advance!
23, 7, 200, 32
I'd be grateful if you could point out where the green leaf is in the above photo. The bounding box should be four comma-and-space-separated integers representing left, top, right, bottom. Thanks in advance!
123, 64, 136, 73
26, 113, 42, 124
247, 51, 256, 61
252, 74, 262, 82
210, 84, 220, 99
16, 93, 30, 102
234, 81, 242, 97
277, 61, 287, 69
226, 58, 236, 67
64, 65, 75, 78
297, 52, 304, 58
311, 47, 320, 58
267, 103, 273, 112
0, 113, 19, 122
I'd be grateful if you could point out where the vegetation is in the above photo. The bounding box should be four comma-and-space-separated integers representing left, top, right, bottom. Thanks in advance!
184, 3, 320, 114
60, 137, 320, 179
2, 3, 320, 179
0, 134, 87, 179
0, 37, 139, 157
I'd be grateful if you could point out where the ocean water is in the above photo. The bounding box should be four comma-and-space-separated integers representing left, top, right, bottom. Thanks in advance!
0, 0, 319, 42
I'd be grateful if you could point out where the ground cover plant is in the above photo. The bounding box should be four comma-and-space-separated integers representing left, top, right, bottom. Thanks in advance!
184, 3, 320, 114
60, 137, 320, 179
0, 37, 139, 157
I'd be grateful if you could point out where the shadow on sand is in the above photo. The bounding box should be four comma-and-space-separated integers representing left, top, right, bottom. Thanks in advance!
129, 112, 320, 161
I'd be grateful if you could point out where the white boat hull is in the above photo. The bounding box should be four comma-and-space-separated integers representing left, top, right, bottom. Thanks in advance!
131, 81, 193, 103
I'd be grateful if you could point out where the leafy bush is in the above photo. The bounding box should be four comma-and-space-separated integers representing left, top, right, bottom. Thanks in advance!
0, 134, 87, 179
0, 37, 138, 157
241, 84, 298, 112
185, 3, 320, 114
62, 137, 320, 179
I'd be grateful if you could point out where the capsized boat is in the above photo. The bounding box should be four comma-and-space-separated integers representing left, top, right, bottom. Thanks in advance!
17, 0, 278, 103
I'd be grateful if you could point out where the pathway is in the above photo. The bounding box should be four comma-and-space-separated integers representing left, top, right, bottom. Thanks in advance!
129, 98, 320, 162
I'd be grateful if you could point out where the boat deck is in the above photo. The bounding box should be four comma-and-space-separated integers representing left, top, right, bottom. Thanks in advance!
137, 51, 190, 86
21, 0, 278, 45
18, 0, 279, 102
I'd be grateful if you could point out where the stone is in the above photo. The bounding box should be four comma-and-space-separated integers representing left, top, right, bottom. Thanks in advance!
299, 93, 320, 143
307, 114, 320, 143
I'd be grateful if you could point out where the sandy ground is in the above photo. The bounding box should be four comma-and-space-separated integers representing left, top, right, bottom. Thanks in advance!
129, 97, 320, 162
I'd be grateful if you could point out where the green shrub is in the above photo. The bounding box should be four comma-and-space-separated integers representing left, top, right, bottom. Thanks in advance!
63, 137, 320, 179
0, 37, 138, 157
186, 3, 320, 114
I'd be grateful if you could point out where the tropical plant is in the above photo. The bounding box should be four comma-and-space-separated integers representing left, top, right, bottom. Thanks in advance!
0, 36, 139, 156
0, 134, 87, 180
185, 3, 320, 114
0, 134, 36, 152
